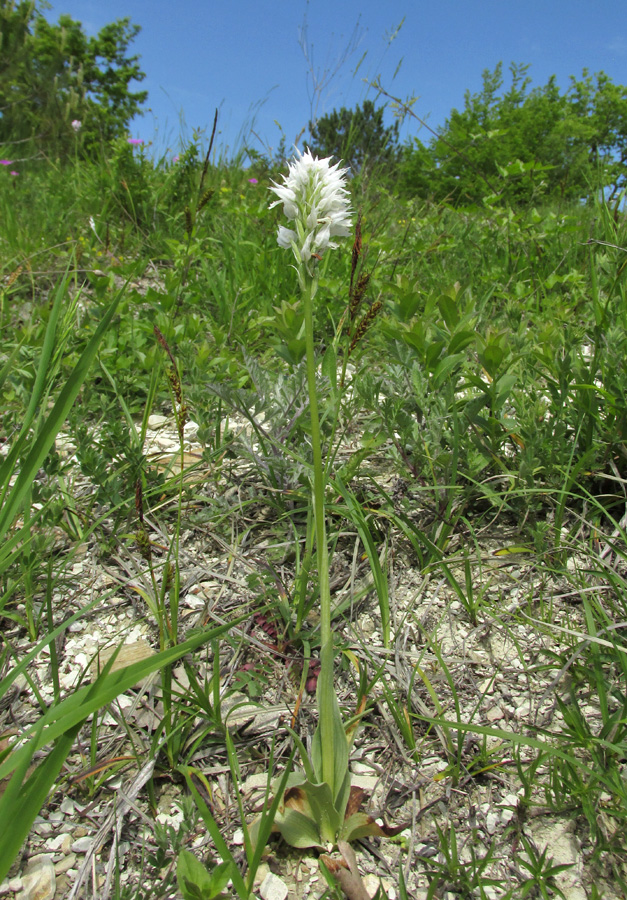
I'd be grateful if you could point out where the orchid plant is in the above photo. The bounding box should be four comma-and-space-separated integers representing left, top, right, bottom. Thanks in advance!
257, 150, 392, 850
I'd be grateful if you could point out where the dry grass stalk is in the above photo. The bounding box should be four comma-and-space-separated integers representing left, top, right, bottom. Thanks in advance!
349, 299, 382, 356
154, 325, 187, 440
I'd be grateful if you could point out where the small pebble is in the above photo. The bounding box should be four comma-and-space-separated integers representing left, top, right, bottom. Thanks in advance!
71, 837, 93, 854
54, 854, 76, 875
260, 872, 288, 900
59, 797, 75, 816
363, 874, 380, 897
43, 834, 66, 853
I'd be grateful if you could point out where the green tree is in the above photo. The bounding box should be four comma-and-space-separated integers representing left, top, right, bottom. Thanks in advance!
567, 70, 627, 200
429, 63, 571, 204
399, 62, 627, 205
0, 0, 147, 158
308, 99, 400, 176
397, 137, 436, 198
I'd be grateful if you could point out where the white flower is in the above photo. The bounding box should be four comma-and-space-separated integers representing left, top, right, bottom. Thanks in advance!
269, 149, 351, 270
277, 224, 297, 248
71, 119, 82, 132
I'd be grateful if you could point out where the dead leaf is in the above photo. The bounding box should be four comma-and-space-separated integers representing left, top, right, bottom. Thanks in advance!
89, 639, 155, 683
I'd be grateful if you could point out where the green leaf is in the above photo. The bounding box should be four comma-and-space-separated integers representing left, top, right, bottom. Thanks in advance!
447, 329, 477, 355
432, 352, 465, 389
0, 284, 124, 542
478, 341, 505, 378
274, 806, 325, 849
341, 812, 384, 842
177, 850, 214, 899
276, 339, 306, 365
437, 294, 459, 329
321, 344, 337, 391
207, 860, 234, 896
0, 721, 81, 883
311, 673, 350, 805
425, 339, 446, 370
182, 769, 249, 898
494, 370, 515, 394
177, 853, 233, 900
274, 778, 341, 847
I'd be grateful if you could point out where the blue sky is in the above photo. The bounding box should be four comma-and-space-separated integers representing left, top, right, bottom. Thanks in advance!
43, 0, 627, 161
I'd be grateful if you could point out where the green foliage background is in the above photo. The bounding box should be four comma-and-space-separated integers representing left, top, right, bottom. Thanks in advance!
0, 0, 146, 160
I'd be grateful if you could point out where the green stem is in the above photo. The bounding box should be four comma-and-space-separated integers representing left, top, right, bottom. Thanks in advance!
302, 275, 334, 789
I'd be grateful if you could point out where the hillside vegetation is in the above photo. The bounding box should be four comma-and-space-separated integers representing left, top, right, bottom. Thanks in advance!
1, 3, 627, 898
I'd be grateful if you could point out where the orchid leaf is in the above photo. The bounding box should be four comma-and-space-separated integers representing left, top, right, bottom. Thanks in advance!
310, 684, 349, 804
341, 810, 410, 843
273, 806, 326, 849
276, 779, 342, 846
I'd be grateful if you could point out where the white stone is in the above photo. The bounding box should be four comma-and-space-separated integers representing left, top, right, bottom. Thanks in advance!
43, 834, 66, 853
500, 806, 515, 825
259, 872, 288, 900
184, 420, 199, 439
147, 415, 168, 428
485, 706, 504, 723
156, 435, 178, 451
363, 874, 381, 897
351, 774, 378, 794
231, 828, 244, 845
253, 863, 270, 886
60, 834, 72, 855
71, 837, 93, 854
54, 855, 76, 875
17, 856, 55, 900
243, 772, 272, 793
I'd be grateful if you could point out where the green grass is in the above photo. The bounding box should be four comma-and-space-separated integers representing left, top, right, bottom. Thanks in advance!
1, 136, 627, 897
